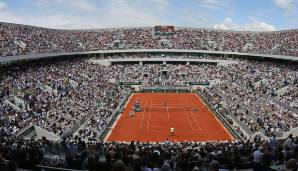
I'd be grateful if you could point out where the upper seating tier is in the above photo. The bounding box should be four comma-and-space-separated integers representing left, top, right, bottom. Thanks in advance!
1, 22, 297, 57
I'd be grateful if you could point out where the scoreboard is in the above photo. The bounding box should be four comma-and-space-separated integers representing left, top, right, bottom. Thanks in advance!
153, 26, 175, 36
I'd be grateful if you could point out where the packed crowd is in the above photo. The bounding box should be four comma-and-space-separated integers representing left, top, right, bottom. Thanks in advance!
1, 134, 298, 171
116, 64, 207, 86
197, 61, 298, 137
0, 58, 130, 140
0, 54, 298, 170
1, 22, 298, 57
1, 54, 297, 139
278, 86, 298, 109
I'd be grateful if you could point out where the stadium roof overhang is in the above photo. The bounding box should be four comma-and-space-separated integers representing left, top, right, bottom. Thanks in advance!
90, 58, 238, 66
1, 49, 298, 64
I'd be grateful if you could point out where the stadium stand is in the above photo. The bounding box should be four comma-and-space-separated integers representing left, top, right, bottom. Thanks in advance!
0, 22, 298, 57
0, 22, 298, 170
0, 135, 298, 171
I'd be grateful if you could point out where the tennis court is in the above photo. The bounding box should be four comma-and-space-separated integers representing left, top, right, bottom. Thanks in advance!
106, 93, 234, 142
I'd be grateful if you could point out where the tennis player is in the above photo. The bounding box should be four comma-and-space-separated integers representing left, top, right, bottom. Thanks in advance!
193, 107, 199, 112
128, 111, 135, 117
170, 127, 174, 136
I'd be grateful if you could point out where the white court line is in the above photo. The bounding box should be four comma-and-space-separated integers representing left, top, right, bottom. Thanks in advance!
139, 100, 148, 129
179, 100, 194, 130
146, 100, 152, 131
167, 107, 170, 120
185, 99, 203, 131
195, 93, 210, 111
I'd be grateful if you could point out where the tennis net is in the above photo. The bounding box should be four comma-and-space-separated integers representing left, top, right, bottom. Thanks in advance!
143, 106, 191, 111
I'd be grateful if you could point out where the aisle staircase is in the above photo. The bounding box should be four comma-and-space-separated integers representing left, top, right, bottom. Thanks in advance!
17, 124, 60, 141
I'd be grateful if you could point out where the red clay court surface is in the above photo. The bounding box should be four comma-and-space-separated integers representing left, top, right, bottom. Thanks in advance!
106, 93, 234, 142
